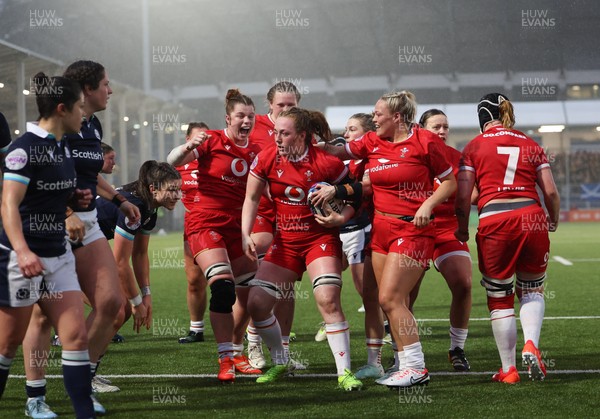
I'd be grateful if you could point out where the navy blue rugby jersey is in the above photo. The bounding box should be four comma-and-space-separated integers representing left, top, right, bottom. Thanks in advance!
96, 189, 157, 241
0, 123, 76, 257
339, 206, 370, 233
64, 114, 104, 212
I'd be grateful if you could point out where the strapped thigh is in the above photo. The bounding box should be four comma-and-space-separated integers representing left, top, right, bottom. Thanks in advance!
248, 279, 281, 298
480, 274, 514, 298
204, 262, 233, 282
234, 271, 256, 287
312, 273, 342, 293
516, 274, 546, 291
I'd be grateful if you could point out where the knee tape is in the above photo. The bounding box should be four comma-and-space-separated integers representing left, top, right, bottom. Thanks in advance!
480, 275, 514, 298
248, 279, 280, 298
516, 274, 546, 291
312, 273, 342, 292
209, 280, 236, 313
204, 262, 233, 282
234, 271, 256, 287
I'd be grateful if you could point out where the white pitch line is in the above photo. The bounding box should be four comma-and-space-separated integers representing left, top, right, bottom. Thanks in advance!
552, 256, 573, 266
417, 316, 600, 322
430, 370, 600, 376
472, 258, 600, 265
9, 370, 600, 379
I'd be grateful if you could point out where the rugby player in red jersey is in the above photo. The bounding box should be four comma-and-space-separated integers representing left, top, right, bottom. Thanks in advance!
455, 93, 560, 384
341, 114, 386, 380
168, 89, 261, 383
318, 91, 456, 388
246, 81, 301, 370
242, 107, 363, 390
176, 122, 209, 344
407, 109, 473, 372
315, 113, 388, 380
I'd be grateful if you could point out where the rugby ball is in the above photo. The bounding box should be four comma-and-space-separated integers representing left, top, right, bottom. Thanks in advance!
307, 182, 344, 216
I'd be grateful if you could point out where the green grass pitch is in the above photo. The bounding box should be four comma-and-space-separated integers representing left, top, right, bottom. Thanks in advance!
3, 222, 600, 418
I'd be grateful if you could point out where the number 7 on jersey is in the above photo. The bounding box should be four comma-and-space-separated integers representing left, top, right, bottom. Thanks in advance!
497, 146, 520, 185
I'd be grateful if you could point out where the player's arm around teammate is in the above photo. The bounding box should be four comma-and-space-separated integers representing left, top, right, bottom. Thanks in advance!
312, 113, 387, 379
340, 114, 386, 379
167, 89, 261, 383
242, 108, 363, 390
320, 92, 456, 388
245, 81, 302, 369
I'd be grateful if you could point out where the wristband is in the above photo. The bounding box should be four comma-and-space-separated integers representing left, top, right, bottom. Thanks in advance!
335, 184, 353, 200
65, 207, 74, 218
335, 182, 362, 202
129, 294, 143, 307
141, 286, 151, 296
111, 193, 127, 208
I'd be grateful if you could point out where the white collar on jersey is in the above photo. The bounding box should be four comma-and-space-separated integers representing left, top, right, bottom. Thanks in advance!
26, 121, 58, 141
224, 128, 249, 148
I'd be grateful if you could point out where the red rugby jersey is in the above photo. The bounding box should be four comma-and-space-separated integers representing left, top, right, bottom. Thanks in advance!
249, 114, 277, 218
460, 125, 548, 212
433, 144, 462, 218
347, 127, 452, 215
250, 145, 347, 233
250, 114, 276, 150
176, 159, 200, 211
190, 129, 261, 211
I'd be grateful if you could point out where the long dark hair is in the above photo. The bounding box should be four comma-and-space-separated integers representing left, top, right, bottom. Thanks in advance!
32, 72, 81, 120
122, 160, 181, 207
63, 60, 106, 90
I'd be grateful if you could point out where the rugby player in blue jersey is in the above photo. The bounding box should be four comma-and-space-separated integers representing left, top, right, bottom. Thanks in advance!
0, 72, 95, 418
